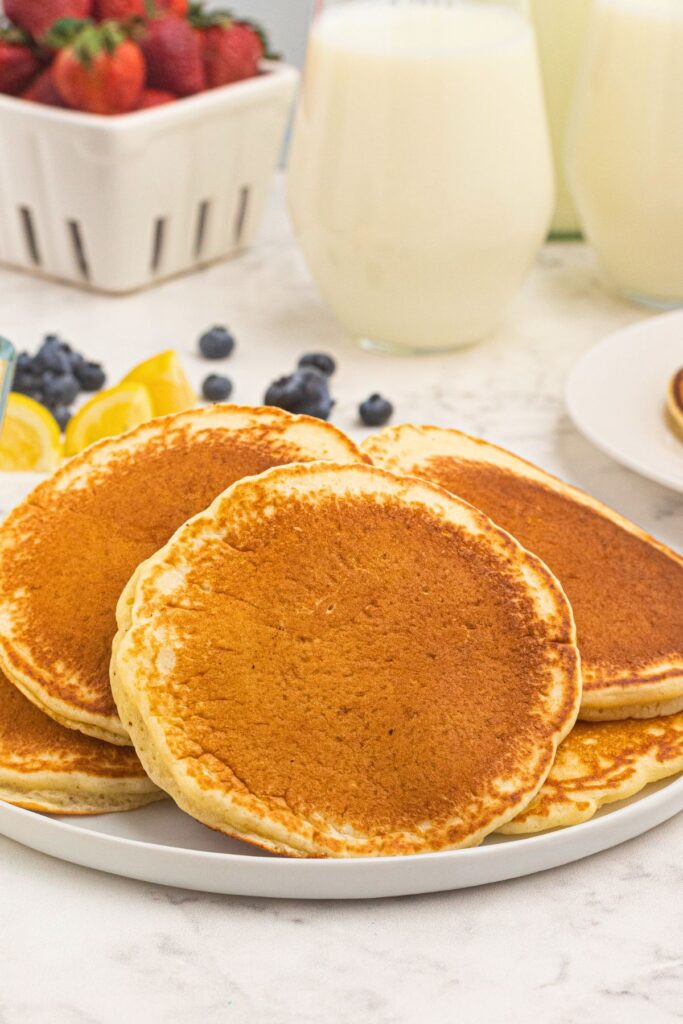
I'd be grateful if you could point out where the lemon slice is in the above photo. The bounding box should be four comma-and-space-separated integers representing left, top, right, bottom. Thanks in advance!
0, 393, 64, 473
65, 382, 154, 456
121, 350, 196, 417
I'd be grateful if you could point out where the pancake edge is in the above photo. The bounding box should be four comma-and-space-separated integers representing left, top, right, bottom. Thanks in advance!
499, 723, 683, 835
666, 369, 683, 440
0, 646, 130, 745
361, 424, 683, 718
0, 764, 165, 815
111, 460, 582, 858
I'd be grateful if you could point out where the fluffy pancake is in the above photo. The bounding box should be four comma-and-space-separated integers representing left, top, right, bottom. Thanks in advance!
667, 367, 683, 439
0, 666, 161, 814
0, 406, 365, 745
500, 714, 683, 834
362, 425, 683, 721
111, 462, 580, 858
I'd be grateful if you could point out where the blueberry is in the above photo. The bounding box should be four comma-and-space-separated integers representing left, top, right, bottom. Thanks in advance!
264, 369, 334, 421
359, 393, 393, 427
43, 372, 80, 407
43, 334, 71, 354
67, 350, 86, 374
52, 405, 71, 432
202, 374, 233, 403
199, 326, 235, 360
34, 341, 71, 375
297, 352, 336, 378
74, 361, 106, 392
12, 369, 43, 396
15, 351, 34, 374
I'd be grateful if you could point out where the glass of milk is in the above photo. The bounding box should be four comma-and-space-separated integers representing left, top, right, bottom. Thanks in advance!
287, 0, 554, 353
568, 0, 683, 307
530, 0, 592, 237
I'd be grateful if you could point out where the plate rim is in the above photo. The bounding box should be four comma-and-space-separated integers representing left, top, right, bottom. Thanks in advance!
1, 773, 682, 898
565, 309, 683, 493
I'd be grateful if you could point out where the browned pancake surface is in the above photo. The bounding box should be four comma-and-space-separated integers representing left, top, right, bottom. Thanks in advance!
423, 458, 683, 693
0, 669, 145, 779
166, 503, 560, 832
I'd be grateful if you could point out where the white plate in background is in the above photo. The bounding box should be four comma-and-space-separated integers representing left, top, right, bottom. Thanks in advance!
566, 311, 683, 493
0, 776, 682, 899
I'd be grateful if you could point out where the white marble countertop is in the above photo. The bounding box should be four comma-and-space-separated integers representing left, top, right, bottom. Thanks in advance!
0, 178, 682, 1024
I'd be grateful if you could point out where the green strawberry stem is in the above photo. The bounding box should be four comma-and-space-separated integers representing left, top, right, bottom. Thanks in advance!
0, 22, 34, 47
44, 18, 129, 65
187, 2, 232, 30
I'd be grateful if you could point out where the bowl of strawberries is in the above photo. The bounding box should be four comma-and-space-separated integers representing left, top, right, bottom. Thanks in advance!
0, 1, 298, 293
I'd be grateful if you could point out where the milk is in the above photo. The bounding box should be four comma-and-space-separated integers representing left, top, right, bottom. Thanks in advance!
531, 0, 591, 236
287, 1, 554, 352
568, 0, 683, 304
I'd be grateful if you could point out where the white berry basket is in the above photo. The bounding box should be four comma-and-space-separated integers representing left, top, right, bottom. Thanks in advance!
0, 62, 298, 294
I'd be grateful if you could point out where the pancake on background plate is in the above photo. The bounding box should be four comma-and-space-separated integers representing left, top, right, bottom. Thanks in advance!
362, 425, 683, 722
111, 462, 581, 857
500, 714, 683, 834
0, 667, 161, 814
0, 406, 365, 745
667, 367, 683, 439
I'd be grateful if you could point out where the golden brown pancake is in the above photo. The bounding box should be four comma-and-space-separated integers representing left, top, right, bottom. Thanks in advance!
500, 714, 683, 834
667, 367, 683, 439
362, 425, 683, 721
0, 406, 365, 744
0, 667, 161, 814
111, 462, 581, 857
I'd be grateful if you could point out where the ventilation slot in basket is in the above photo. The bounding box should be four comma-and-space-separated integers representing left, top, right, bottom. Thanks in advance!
19, 206, 41, 266
68, 221, 90, 281
234, 187, 250, 245
194, 200, 211, 258
151, 217, 166, 273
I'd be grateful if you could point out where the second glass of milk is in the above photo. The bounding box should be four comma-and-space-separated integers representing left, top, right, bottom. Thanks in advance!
287, 0, 554, 354
568, 0, 683, 308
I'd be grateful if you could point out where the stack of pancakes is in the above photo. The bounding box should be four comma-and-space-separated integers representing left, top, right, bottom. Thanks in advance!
0, 406, 681, 854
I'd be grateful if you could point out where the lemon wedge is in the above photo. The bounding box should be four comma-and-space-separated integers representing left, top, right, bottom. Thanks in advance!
65, 382, 154, 456
121, 350, 196, 417
0, 393, 64, 473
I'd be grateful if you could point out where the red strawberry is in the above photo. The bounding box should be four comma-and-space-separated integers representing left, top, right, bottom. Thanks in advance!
0, 30, 42, 95
94, 0, 188, 20
21, 66, 67, 106
141, 15, 204, 97
5, 0, 93, 40
200, 21, 264, 88
136, 86, 175, 108
52, 22, 144, 114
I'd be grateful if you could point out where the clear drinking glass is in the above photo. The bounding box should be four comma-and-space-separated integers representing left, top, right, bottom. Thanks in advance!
567, 0, 683, 308
0, 338, 16, 430
287, 0, 554, 353
530, 0, 591, 238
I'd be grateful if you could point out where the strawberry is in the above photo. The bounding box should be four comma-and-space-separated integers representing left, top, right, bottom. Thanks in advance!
141, 15, 204, 96
188, 6, 270, 88
0, 28, 42, 95
93, 0, 188, 20
21, 66, 67, 105
136, 86, 175, 108
52, 21, 145, 114
200, 21, 264, 87
5, 0, 93, 40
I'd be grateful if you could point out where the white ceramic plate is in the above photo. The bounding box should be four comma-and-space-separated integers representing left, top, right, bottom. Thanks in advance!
0, 777, 682, 899
566, 311, 683, 492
